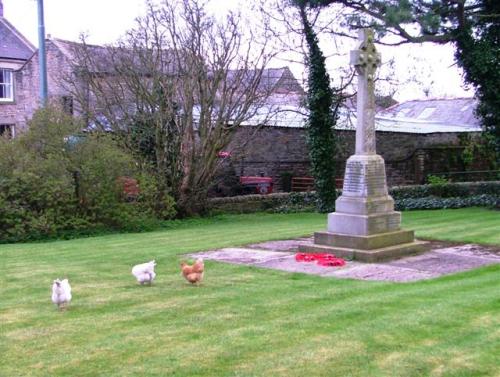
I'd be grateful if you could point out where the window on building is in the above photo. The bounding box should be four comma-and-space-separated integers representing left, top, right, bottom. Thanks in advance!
61, 96, 74, 115
396, 108, 412, 118
0, 69, 14, 102
417, 107, 437, 119
0, 124, 14, 138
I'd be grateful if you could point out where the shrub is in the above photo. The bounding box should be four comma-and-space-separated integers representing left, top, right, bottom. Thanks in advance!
389, 181, 500, 199
0, 108, 175, 243
426, 174, 448, 197
395, 195, 499, 211
427, 174, 449, 185
134, 171, 177, 220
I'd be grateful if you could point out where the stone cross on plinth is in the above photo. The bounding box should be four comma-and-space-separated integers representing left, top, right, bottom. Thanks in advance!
350, 29, 381, 155
299, 28, 428, 262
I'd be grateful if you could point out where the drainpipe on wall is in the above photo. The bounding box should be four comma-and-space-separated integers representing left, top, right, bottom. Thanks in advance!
37, 0, 48, 106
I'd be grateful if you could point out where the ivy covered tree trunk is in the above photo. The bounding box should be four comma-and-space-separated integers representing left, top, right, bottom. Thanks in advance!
298, 5, 340, 212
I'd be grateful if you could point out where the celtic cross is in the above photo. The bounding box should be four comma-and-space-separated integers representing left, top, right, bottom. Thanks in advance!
350, 29, 381, 155
351, 28, 381, 81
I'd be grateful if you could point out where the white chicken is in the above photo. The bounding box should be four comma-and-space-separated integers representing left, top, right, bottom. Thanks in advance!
51, 278, 72, 309
131, 260, 157, 285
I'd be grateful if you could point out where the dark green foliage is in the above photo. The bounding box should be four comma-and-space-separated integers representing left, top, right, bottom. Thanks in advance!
273, 191, 320, 213
128, 116, 157, 165
426, 174, 452, 197
0, 108, 176, 243
395, 195, 499, 211
134, 171, 178, 220
389, 181, 500, 200
454, 0, 500, 162
128, 100, 183, 196
392, 182, 500, 211
298, 4, 340, 212
458, 133, 498, 170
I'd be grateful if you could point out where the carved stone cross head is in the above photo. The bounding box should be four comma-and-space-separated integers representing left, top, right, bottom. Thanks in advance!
350, 28, 381, 81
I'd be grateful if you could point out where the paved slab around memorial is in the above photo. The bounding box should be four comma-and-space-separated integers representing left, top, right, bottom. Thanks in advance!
190, 239, 500, 282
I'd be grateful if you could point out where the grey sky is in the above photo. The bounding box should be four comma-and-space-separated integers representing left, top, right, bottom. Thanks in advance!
3, 0, 473, 101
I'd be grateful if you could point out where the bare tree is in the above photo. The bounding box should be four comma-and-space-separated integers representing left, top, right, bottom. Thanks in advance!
66, 0, 276, 216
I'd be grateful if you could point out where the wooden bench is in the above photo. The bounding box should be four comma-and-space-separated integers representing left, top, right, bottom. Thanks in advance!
291, 177, 344, 192
291, 177, 314, 192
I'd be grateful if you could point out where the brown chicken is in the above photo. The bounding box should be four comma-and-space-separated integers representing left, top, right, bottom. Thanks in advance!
180, 258, 204, 285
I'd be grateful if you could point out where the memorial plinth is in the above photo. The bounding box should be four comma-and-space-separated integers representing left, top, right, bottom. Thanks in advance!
299, 29, 429, 262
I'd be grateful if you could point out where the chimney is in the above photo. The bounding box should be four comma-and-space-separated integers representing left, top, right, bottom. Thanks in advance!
0, 0, 4, 18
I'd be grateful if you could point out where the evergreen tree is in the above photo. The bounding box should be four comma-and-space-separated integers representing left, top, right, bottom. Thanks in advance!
454, 0, 499, 162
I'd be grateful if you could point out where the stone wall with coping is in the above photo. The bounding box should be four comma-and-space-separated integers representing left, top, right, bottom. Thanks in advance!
228, 125, 483, 190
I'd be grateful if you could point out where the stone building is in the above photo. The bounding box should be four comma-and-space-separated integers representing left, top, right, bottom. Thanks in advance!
1, 5, 306, 136
230, 97, 484, 188
0, 4, 35, 137
0, 2, 81, 135
0, 4, 485, 188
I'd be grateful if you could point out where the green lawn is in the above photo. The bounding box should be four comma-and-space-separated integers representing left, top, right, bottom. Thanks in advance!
402, 207, 500, 245
1, 208, 499, 376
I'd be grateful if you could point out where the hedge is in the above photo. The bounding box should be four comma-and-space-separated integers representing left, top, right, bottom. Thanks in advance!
208, 181, 500, 214
389, 181, 500, 199
394, 194, 499, 211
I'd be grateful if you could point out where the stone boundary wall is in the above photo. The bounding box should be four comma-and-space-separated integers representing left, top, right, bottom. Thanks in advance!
228, 126, 485, 190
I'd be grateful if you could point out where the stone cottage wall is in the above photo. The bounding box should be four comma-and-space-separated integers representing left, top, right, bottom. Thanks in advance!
0, 96, 17, 128
6, 40, 74, 133
0, 60, 26, 132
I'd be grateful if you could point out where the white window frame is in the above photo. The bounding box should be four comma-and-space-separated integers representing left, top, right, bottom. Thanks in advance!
0, 68, 14, 102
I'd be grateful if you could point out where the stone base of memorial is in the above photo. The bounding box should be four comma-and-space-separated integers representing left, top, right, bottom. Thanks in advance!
299, 154, 429, 262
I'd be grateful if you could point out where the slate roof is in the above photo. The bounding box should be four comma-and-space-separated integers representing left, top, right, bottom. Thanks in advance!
260, 67, 304, 94
51, 38, 181, 75
0, 17, 35, 61
50, 38, 118, 72
227, 67, 305, 94
51, 39, 306, 99
379, 98, 480, 127
241, 97, 482, 134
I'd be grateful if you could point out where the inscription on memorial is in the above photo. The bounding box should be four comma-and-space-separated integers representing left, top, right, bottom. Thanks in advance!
343, 159, 388, 196
343, 161, 363, 193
